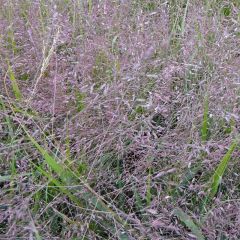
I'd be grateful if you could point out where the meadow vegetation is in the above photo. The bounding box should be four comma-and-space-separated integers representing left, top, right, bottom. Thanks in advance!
0, 0, 240, 239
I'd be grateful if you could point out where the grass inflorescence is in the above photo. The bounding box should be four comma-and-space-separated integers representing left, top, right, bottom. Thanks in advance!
0, 1, 240, 239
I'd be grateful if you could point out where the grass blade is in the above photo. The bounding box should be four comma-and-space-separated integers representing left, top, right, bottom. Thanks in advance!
25, 131, 134, 239
27, 133, 76, 185
35, 164, 84, 207
35, 164, 130, 238
0, 96, 14, 138
7, 61, 22, 100
201, 96, 209, 142
181, 0, 190, 36
0, 173, 31, 183
88, 0, 92, 14
173, 207, 205, 240
207, 140, 238, 201
173, 164, 202, 198
146, 168, 152, 206
0, 175, 12, 183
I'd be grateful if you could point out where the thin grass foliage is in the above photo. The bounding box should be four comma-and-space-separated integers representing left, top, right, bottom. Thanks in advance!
1, 0, 240, 239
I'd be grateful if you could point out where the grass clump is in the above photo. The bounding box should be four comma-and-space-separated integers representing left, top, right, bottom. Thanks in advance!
0, 0, 240, 239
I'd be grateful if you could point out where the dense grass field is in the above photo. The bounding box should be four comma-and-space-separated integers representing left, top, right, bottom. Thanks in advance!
0, 0, 240, 239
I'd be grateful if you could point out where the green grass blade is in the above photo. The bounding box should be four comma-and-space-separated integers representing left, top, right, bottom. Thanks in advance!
28, 132, 109, 209
35, 164, 130, 238
35, 232, 42, 240
173, 164, 202, 199
134, 188, 144, 213
88, 0, 92, 14
7, 61, 22, 100
24, 129, 134, 239
146, 168, 152, 206
201, 96, 209, 142
207, 140, 237, 201
0, 173, 31, 183
173, 208, 205, 240
181, 0, 190, 36
0, 96, 14, 138
27, 133, 76, 184
35, 164, 84, 207
65, 115, 71, 164
0, 175, 12, 183
28, 133, 64, 175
